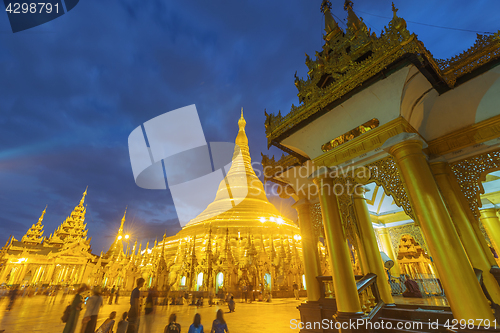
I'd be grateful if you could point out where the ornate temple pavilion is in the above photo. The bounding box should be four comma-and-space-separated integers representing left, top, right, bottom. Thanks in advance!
262, 0, 500, 331
0, 189, 97, 287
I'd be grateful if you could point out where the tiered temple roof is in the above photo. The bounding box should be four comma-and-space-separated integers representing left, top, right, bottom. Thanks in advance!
46, 188, 89, 247
21, 206, 46, 245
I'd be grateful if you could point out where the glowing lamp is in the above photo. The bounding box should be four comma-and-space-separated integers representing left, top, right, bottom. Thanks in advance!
260, 217, 265, 223
277, 217, 284, 224
118, 235, 122, 240
125, 234, 130, 240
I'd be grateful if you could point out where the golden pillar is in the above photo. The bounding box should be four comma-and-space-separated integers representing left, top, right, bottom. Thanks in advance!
314, 176, 362, 314
480, 209, 500, 259
388, 139, 494, 322
355, 233, 370, 275
431, 162, 500, 304
353, 189, 395, 305
292, 199, 322, 301
378, 228, 401, 276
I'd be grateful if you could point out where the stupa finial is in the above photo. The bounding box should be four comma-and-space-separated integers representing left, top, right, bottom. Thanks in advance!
80, 186, 88, 205
238, 107, 246, 130
38, 205, 47, 225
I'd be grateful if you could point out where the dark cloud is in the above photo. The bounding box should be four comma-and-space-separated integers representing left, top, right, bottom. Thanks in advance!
0, 0, 498, 253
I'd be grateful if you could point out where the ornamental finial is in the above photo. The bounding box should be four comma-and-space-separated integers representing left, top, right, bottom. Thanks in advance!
320, 0, 332, 13
80, 186, 88, 205
344, 0, 354, 10
238, 107, 246, 130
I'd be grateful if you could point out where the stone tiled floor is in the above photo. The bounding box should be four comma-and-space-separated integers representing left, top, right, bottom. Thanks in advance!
0, 295, 303, 332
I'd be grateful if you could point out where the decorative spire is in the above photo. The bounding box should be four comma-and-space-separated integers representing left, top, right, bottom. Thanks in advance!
21, 206, 46, 245
344, 0, 365, 33
321, 0, 340, 39
104, 208, 127, 260
343, 0, 353, 10
119, 207, 127, 234
235, 107, 248, 148
80, 186, 88, 205
39, 205, 47, 224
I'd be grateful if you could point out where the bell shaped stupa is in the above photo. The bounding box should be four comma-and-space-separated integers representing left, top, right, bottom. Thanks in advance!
180, 109, 297, 233
154, 110, 304, 294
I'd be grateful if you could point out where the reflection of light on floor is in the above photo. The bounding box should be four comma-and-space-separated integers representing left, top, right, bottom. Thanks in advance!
0, 295, 303, 333
393, 295, 449, 307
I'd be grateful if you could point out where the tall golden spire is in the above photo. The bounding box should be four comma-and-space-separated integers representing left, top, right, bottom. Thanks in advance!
119, 206, 127, 235
183, 110, 296, 230
321, 0, 341, 39
104, 207, 127, 260
80, 186, 88, 205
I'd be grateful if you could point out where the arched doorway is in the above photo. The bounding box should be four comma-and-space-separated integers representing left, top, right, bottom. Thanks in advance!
216, 272, 224, 293
264, 273, 271, 291
196, 272, 204, 291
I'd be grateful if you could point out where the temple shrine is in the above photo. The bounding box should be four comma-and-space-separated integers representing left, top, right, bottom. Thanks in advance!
262, 0, 500, 330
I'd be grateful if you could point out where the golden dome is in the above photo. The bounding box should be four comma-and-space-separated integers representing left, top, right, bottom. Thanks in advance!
181, 109, 297, 234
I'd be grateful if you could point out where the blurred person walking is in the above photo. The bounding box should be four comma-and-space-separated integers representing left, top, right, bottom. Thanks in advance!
81, 288, 103, 333
126, 278, 144, 333
293, 281, 299, 300
6, 286, 18, 311
108, 286, 116, 305
62, 284, 88, 333
144, 288, 156, 332
115, 287, 120, 304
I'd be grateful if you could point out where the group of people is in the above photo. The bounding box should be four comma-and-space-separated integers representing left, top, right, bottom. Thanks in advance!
62, 277, 232, 333
165, 310, 229, 333
61, 284, 129, 333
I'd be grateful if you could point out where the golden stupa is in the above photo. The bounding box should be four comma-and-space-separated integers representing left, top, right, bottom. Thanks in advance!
157, 110, 304, 294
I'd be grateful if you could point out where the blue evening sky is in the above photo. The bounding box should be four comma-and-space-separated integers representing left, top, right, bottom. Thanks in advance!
0, 0, 498, 253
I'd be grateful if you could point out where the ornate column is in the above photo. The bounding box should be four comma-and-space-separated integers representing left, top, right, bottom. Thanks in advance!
386, 136, 494, 322
313, 176, 362, 314
352, 188, 394, 305
354, 233, 370, 275
431, 161, 500, 304
480, 209, 500, 258
292, 198, 322, 301
377, 228, 401, 276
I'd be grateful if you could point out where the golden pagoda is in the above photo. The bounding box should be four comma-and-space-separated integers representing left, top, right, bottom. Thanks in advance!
158, 110, 304, 294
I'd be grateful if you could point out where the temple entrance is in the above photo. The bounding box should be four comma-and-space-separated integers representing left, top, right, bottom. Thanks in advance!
216, 272, 224, 293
